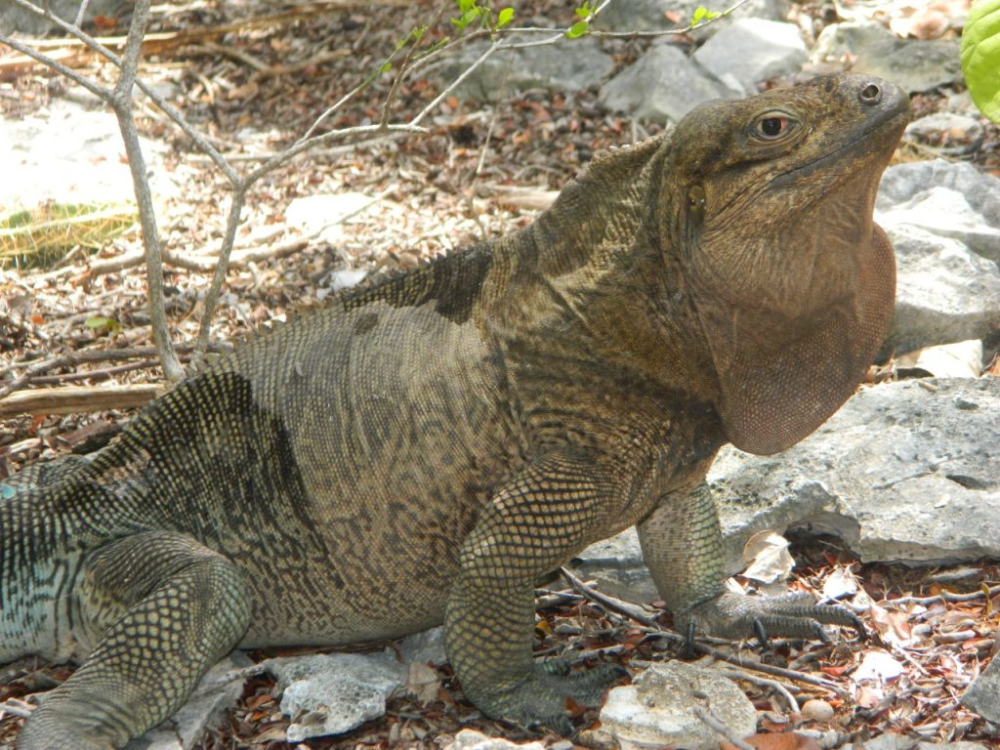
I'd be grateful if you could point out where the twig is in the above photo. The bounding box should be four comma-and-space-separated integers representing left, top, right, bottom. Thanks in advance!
561, 568, 850, 699
0, 384, 163, 416
29, 360, 158, 386
0, 344, 231, 398
560, 566, 661, 628
193, 189, 247, 362
73, 0, 91, 27
109, 0, 183, 381
890, 584, 1000, 606
0, 33, 111, 102
379, 3, 448, 129
0, 698, 34, 719
692, 703, 755, 750
716, 666, 801, 713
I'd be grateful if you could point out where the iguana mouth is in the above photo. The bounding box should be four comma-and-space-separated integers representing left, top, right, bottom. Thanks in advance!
772, 99, 909, 187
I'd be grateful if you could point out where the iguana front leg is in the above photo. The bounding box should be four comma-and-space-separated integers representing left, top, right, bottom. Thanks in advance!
637, 481, 863, 646
17, 531, 251, 750
446, 451, 625, 733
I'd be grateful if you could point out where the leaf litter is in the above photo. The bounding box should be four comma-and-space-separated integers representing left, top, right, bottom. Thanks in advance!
0, 0, 999, 747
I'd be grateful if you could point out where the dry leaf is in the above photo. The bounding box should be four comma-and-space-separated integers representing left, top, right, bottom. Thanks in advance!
822, 566, 860, 601
742, 530, 795, 584
852, 650, 905, 683
896, 340, 982, 378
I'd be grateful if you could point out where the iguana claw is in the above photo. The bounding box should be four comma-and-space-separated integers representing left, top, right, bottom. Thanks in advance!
678, 590, 867, 646
472, 662, 625, 735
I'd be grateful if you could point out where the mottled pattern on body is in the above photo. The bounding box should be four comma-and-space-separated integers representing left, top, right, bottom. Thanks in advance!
1, 74, 909, 750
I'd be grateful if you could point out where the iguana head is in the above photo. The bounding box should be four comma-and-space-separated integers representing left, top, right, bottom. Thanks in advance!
664, 74, 909, 455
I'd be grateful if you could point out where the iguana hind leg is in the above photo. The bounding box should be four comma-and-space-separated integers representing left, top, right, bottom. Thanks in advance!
17, 531, 251, 750
445, 451, 625, 733
637, 481, 864, 646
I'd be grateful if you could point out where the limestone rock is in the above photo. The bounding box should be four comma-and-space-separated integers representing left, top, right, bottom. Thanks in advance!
810, 22, 962, 93
710, 378, 1000, 570
429, 37, 613, 102
877, 160, 1000, 264
576, 378, 1000, 603
0, 0, 124, 34
693, 18, 807, 93
444, 729, 547, 750
129, 654, 251, 750
962, 652, 1000, 725
594, 662, 757, 750
885, 224, 1000, 353
599, 44, 739, 124
594, 0, 791, 34
263, 652, 407, 742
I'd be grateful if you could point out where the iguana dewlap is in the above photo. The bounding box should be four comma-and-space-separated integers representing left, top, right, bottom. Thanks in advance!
0, 73, 909, 749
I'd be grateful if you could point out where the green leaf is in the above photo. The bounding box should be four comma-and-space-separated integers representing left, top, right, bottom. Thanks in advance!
451, 5, 482, 31
575, 1, 595, 18
962, 0, 1000, 123
380, 61, 392, 73
692, 5, 719, 24
85, 316, 121, 333
497, 6, 514, 28
566, 19, 590, 38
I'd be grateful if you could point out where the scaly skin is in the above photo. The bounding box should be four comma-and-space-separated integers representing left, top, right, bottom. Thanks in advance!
0, 74, 909, 748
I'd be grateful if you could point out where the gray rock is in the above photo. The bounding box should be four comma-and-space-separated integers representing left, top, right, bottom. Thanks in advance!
810, 22, 962, 93
0, 97, 177, 215
444, 729, 547, 749
693, 18, 807, 93
877, 160, 1000, 264
594, 0, 791, 35
594, 662, 756, 750
0, 0, 124, 34
860, 737, 921, 750
431, 36, 614, 102
570, 527, 657, 603
710, 378, 1000, 570
906, 113, 985, 157
599, 44, 740, 124
262, 652, 407, 742
856, 738, 989, 750
127, 654, 250, 750
885, 224, 1000, 353
577, 378, 1000, 602
399, 625, 447, 666
962, 651, 1000, 724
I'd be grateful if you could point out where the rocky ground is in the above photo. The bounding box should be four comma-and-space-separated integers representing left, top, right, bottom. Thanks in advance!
0, 0, 999, 748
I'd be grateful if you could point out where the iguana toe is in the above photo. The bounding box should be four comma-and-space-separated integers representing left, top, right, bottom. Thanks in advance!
473, 662, 625, 735
681, 590, 866, 646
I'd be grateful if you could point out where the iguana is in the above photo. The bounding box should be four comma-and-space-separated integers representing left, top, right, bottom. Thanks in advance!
0, 73, 909, 749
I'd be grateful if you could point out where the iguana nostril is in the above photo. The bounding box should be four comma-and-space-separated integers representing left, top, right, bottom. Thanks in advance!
860, 83, 882, 104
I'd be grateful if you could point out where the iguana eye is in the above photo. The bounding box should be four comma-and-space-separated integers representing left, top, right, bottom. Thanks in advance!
752, 112, 796, 141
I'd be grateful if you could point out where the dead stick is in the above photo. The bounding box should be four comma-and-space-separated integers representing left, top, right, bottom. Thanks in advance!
561, 567, 849, 699
29, 360, 158, 385
0, 384, 163, 416
0, 343, 230, 396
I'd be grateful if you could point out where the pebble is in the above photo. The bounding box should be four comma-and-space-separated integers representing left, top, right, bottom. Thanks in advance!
800, 698, 835, 722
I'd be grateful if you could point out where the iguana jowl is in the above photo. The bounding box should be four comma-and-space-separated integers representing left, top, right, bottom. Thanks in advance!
1, 73, 909, 749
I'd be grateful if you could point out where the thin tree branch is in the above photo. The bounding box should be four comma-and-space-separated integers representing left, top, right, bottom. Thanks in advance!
109, 0, 184, 381
194, 189, 247, 362
0, 32, 111, 102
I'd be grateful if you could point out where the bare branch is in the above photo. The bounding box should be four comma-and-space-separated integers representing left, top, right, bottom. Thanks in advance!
109, 0, 184, 381
0, 32, 111, 102
194, 189, 247, 363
